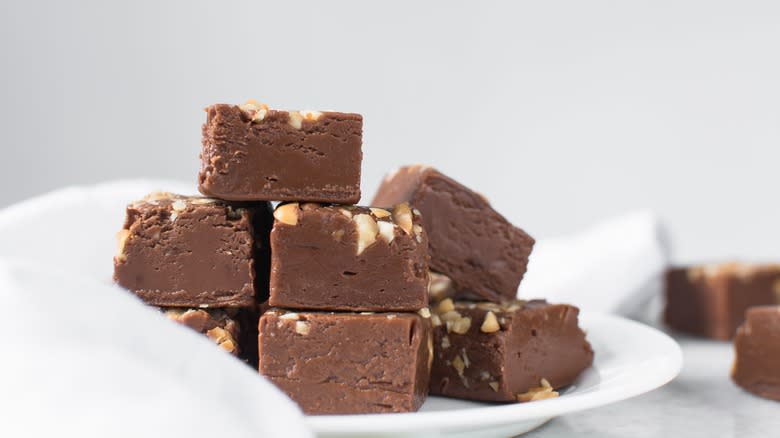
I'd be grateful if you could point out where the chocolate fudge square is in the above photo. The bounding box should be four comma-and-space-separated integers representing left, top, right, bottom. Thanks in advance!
665, 263, 780, 340
113, 192, 273, 308
732, 306, 780, 401
163, 308, 242, 356
372, 165, 535, 303
429, 299, 593, 402
258, 309, 432, 414
163, 307, 260, 366
269, 202, 429, 312
198, 100, 363, 203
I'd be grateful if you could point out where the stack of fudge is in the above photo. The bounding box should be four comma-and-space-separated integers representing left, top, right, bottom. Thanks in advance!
113, 100, 593, 415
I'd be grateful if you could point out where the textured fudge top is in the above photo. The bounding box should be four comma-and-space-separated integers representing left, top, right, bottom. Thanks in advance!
430, 298, 536, 335
673, 262, 780, 282
372, 165, 535, 303
199, 100, 363, 203
116, 192, 250, 261
273, 202, 426, 256
232, 99, 362, 128
124, 192, 245, 220
163, 308, 240, 355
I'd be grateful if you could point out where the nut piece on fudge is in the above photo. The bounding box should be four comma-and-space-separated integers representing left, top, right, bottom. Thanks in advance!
665, 263, 780, 340
429, 299, 593, 402
163, 308, 241, 355
269, 202, 430, 312
258, 309, 433, 415
372, 165, 535, 303
732, 306, 780, 401
113, 192, 273, 308
163, 307, 260, 366
198, 100, 363, 203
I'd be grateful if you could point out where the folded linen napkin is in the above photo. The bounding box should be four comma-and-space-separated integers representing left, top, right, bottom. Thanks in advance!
519, 210, 668, 317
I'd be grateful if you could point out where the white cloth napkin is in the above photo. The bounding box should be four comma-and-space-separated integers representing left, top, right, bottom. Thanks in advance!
0, 179, 668, 437
519, 210, 668, 317
0, 261, 312, 438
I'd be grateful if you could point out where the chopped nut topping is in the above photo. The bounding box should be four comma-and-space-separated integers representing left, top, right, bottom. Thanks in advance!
481, 311, 500, 333
441, 335, 451, 349
418, 308, 431, 318
143, 191, 175, 202
452, 355, 465, 376
431, 314, 442, 327
448, 316, 472, 335
438, 298, 455, 313
239, 99, 269, 123
279, 312, 300, 321
412, 208, 422, 216
332, 229, 345, 240
288, 111, 303, 129
413, 224, 423, 242
205, 327, 238, 354
171, 199, 187, 212
773, 279, 780, 303
461, 350, 471, 368
353, 213, 378, 255
440, 310, 462, 323
226, 207, 244, 220
392, 203, 414, 234
190, 197, 218, 205
489, 381, 500, 392
370, 207, 391, 218
428, 272, 454, 300
295, 321, 311, 335
476, 302, 502, 312
506, 303, 522, 312
163, 308, 186, 319
516, 378, 559, 402
299, 110, 323, 121
274, 203, 299, 226
377, 221, 395, 243
340, 209, 353, 219
116, 229, 131, 256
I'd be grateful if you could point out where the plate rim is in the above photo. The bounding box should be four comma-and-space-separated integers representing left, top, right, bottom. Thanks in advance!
305, 312, 683, 434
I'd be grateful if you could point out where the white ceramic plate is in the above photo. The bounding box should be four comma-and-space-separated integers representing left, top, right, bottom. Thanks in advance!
307, 312, 682, 438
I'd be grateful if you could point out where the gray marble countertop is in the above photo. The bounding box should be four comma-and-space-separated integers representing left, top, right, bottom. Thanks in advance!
526, 328, 778, 438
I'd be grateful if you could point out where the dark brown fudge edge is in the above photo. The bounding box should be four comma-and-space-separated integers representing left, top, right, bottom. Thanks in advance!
665, 264, 780, 340
372, 165, 535, 303
258, 309, 432, 414
732, 306, 780, 401
198, 104, 362, 203
429, 299, 593, 402
113, 194, 271, 308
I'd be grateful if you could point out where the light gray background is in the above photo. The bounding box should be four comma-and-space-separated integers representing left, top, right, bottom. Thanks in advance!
1, 1, 778, 263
